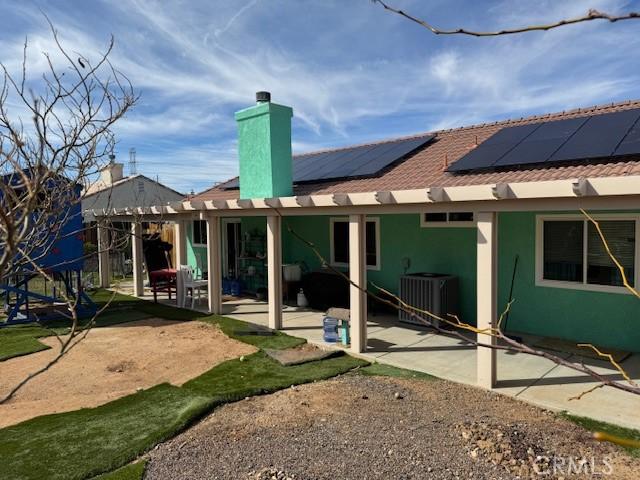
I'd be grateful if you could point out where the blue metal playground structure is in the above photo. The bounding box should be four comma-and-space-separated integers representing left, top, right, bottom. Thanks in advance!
0, 172, 97, 326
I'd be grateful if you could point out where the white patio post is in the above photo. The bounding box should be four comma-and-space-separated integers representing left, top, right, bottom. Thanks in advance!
174, 219, 187, 306
131, 222, 144, 297
97, 222, 110, 288
267, 215, 283, 329
349, 214, 367, 353
206, 216, 222, 314
476, 211, 498, 389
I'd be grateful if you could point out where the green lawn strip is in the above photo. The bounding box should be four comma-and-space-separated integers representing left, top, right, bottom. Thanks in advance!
1, 289, 364, 479
205, 315, 307, 350
0, 325, 66, 361
134, 301, 210, 322
183, 351, 368, 399
0, 384, 214, 480
0, 333, 51, 361
90, 289, 146, 307
0, 309, 153, 362
92, 460, 147, 480
561, 413, 640, 457
1, 351, 367, 480
355, 362, 437, 381
90, 289, 308, 350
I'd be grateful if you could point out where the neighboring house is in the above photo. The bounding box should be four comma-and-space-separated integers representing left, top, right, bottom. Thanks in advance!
99, 94, 640, 376
82, 161, 184, 223
82, 160, 184, 275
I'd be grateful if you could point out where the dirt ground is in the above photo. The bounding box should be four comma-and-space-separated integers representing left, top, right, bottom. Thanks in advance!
146, 374, 640, 480
0, 318, 256, 427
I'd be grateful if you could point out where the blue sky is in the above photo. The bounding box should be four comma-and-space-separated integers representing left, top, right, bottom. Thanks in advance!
2, 0, 640, 194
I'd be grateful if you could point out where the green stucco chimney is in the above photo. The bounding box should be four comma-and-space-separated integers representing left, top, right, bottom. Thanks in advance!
235, 92, 293, 199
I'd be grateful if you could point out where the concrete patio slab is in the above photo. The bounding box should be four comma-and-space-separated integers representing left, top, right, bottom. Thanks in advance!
113, 285, 640, 431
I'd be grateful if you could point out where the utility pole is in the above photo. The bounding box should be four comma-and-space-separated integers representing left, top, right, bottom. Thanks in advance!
129, 147, 137, 175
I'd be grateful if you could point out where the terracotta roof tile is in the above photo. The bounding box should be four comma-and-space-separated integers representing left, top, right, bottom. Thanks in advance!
192, 100, 640, 202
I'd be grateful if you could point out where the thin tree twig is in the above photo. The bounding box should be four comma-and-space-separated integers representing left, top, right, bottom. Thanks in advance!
371, 0, 640, 37
577, 343, 638, 386
580, 209, 640, 299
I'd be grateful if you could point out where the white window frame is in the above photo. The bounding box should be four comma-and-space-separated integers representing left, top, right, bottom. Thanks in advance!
535, 213, 640, 295
191, 219, 207, 247
329, 217, 381, 271
420, 211, 476, 228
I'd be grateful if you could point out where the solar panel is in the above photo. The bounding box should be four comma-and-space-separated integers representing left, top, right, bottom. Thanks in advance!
224, 134, 434, 189
550, 109, 640, 162
445, 123, 540, 172
613, 115, 640, 156
349, 137, 432, 178
295, 144, 377, 182
494, 117, 588, 167
448, 107, 640, 173
291, 151, 334, 180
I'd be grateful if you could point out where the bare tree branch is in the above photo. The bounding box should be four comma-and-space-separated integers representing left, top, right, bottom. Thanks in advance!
371, 0, 640, 37
0, 16, 138, 402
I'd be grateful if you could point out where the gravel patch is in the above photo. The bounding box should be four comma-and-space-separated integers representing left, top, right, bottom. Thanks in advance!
144, 374, 640, 479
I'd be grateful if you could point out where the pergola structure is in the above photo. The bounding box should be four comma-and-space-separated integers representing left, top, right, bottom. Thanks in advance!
93, 173, 640, 390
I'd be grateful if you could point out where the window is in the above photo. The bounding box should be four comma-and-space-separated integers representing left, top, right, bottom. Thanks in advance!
330, 217, 380, 270
192, 220, 207, 246
537, 215, 637, 293
421, 211, 475, 227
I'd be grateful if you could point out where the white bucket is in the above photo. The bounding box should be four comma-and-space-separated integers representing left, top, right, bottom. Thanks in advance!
282, 264, 302, 282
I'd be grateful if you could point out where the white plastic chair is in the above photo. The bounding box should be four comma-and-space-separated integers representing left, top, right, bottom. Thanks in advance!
178, 265, 208, 309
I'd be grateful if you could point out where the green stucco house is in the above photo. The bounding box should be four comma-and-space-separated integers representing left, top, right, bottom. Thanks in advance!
102, 93, 640, 389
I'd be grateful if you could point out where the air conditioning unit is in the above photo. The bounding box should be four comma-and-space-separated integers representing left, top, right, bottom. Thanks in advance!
398, 273, 459, 328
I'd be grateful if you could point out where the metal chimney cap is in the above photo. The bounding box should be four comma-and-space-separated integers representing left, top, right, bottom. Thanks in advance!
256, 91, 271, 103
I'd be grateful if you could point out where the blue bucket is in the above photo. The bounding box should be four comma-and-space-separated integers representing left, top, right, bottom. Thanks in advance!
222, 278, 231, 295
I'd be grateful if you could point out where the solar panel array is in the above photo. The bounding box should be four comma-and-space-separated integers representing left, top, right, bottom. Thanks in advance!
448, 108, 640, 173
224, 134, 434, 189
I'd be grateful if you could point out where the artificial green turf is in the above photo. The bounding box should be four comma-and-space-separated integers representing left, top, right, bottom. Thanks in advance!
562, 413, 640, 457
89, 289, 145, 306
207, 315, 307, 350
0, 309, 153, 362
135, 301, 209, 322
356, 362, 437, 381
93, 460, 147, 480
0, 331, 51, 361
0, 339, 367, 480
1, 289, 364, 478
183, 351, 368, 399
0, 384, 213, 480
0, 288, 150, 362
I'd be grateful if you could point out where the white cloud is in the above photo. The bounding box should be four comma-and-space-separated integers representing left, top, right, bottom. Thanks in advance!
1, 0, 640, 193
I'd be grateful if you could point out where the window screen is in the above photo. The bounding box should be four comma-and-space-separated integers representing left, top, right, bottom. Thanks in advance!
332, 221, 349, 264
587, 220, 635, 287
543, 221, 583, 282
424, 212, 447, 223
366, 221, 377, 266
332, 220, 378, 267
193, 220, 207, 245
423, 212, 474, 224
449, 212, 474, 222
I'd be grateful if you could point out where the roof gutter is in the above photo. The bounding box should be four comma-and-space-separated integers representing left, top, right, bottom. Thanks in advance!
91, 174, 640, 219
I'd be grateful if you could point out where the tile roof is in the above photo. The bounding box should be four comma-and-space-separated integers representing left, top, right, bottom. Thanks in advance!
84, 174, 184, 198
192, 100, 640, 202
